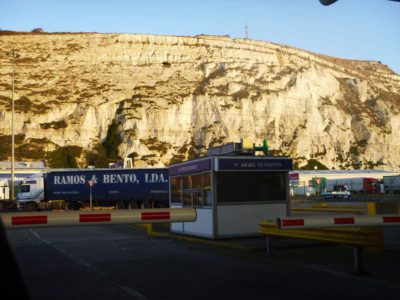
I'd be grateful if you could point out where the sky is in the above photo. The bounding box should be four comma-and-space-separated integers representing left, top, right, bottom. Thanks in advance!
1, 0, 399, 74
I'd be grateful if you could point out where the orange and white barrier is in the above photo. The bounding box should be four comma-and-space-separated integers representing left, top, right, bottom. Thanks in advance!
0, 208, 196, 229
277, 214, 400, 229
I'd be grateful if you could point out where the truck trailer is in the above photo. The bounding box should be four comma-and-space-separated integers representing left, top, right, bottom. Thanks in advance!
383, 175, 400, 193
324, 177, 379, 193
17, 168, 169, 211
0, 179, 9, 200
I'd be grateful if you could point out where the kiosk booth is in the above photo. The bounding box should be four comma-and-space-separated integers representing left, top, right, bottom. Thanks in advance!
169, 143, 293, 239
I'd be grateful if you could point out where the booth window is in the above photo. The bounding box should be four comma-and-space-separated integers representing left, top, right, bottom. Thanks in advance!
172, 172, 212, 207
170, 176, 182, 204
183, 175, 192, 190
191, 174, 202, 189
217, 172, 286, 203
183, 191, 192, 206
182, 174, 202, 207
192, 191, 202, 206
203, 172, 212, 206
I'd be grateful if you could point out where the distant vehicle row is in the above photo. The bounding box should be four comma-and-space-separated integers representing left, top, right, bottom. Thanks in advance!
291, 175, 400, 196
2, 170, 400, 211
320, 184, 352, 200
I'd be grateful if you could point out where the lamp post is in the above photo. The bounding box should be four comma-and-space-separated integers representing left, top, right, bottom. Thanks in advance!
314, 165, 318, 197
6, 50, 19, 201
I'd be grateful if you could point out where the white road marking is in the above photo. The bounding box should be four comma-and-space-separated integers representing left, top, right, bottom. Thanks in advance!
28, 229, 149, 300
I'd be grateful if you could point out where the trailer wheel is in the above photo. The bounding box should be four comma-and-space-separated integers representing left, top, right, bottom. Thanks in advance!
64, 202, 80, 210
128, 201, 138, 209
142, 201, 151, 209
25, 202, 38, 212
115, 202, 126, 209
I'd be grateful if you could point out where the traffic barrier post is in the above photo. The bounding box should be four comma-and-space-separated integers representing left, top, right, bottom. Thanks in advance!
260, 218, 386, 274
277, 214, 400, 229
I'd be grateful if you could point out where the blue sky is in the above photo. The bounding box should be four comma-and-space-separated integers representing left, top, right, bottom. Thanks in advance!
1, 0, 399, 73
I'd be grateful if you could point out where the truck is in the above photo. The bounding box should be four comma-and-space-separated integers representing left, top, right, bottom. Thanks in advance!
0, 173, 36, 211
325, 177, 379, 193
320, 184, 351, 200
17, 168, 169, 211
0, 179, 12, 211
383, 175, 400, 193
0, 179, 9, 201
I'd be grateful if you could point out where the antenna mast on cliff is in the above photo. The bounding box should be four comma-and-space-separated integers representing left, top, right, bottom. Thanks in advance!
245, 23, 249, 39
6, 50, 19, 202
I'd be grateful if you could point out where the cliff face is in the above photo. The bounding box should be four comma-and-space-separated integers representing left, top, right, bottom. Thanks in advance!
0, 33, 399, 170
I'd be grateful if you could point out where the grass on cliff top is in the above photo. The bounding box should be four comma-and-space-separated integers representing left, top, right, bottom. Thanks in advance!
316, 52, 396, 75
0, 30, 98, 36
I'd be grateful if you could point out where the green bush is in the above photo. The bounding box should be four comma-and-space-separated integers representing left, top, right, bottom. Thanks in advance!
40, 120, 68, 129
0, 134, 26, 160
84, 144, 109, 168
300, 159, 329, 170
102, 120, 122, 159
48, 146, 82, 168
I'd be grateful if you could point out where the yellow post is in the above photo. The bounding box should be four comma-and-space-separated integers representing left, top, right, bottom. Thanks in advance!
367, 202, 377, 216
146, 223, 153, 235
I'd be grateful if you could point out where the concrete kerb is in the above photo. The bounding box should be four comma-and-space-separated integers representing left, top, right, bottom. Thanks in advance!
131, 223, 256, 252
131, 223, 399, 278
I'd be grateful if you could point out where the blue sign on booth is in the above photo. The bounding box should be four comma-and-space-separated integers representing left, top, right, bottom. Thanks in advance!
217, 157, 293, 171
169, 158, 211, 176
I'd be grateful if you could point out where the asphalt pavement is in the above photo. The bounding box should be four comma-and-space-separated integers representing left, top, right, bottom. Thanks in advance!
4, 224, 400, 300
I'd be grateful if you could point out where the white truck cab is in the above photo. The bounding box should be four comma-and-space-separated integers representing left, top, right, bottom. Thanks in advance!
17, 174, 45, 211
321, 184, 351, 200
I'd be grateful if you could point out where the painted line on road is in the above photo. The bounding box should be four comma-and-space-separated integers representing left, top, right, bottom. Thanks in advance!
28, 229, 148, 300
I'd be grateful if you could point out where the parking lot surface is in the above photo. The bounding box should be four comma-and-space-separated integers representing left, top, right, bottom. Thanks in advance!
5, 225, 400, 300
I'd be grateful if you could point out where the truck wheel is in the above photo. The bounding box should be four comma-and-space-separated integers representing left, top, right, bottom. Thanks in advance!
128, 201, 138, 209
64, 202, 72, 210
142, 201, 151, 209
115, 202, 126, 209
25, 202, 38, 212
64, 202, 79, 210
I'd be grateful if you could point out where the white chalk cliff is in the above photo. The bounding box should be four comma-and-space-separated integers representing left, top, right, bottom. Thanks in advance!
0, 32, 399, 170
